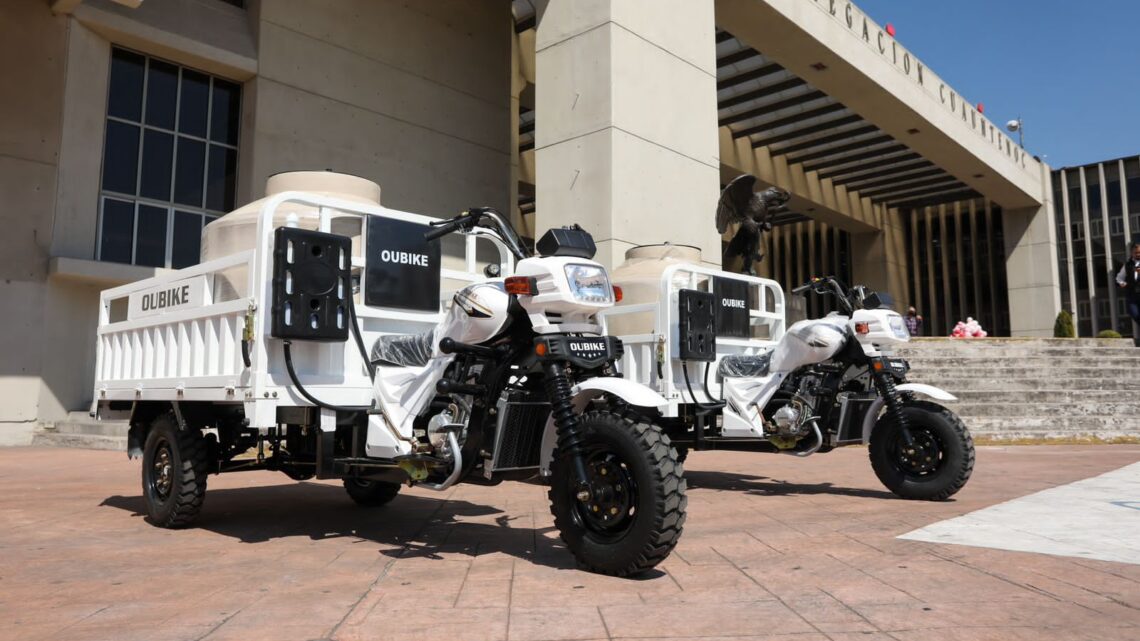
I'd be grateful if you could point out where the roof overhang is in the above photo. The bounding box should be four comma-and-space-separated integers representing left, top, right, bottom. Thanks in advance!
717, 0, 1045, 210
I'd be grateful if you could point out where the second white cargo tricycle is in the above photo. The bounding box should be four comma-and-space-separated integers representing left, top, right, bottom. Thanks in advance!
603, 244, 974, 501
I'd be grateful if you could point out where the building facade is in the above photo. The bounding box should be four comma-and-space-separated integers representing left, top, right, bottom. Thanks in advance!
1052, 156, 1140, 337
1, 0, 1070, 443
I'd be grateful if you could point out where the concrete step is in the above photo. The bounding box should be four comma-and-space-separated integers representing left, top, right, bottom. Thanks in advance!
962, 415, 1139, 435
44, 420, 129, 437
900, 356, 1140, 369
30, 432, 126, 451
907, 366, 1126, 379
32, 418, 129, 451
946, 402, 1140, 419
897, 346, 1140, 359
905, 338, 1133, 348
948, 390, 1133, 403
906, 377, 1132, 391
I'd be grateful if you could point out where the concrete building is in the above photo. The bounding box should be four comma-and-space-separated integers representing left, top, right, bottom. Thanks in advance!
0, 0, 1063, 444
1051, 156, 1140, 338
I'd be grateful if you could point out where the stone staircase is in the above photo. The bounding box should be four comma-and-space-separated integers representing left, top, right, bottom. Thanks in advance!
896, 337, 1140, 441
32, 411, 128, 451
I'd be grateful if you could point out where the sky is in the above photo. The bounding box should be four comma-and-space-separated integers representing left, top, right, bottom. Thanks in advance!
855, 0, 1140, 169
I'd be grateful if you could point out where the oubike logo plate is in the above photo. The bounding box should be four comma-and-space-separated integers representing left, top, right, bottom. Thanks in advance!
127, 276, 209, 320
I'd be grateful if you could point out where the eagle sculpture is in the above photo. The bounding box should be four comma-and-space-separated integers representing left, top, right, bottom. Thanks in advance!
715, 175, 791, 275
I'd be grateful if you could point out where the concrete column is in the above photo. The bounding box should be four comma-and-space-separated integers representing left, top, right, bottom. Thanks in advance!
1003, 166, 1062, 337
925, 207, 940, 335
969, 200, 982, 319
533, 0, 720, 269
850, 217, 907, 317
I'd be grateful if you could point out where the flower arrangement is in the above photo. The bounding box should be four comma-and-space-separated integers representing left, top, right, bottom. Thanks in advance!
950, 317, 987, 338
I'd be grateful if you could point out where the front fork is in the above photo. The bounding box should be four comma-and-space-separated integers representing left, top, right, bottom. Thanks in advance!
871, 365, 917, 449
541, 361, 593, 500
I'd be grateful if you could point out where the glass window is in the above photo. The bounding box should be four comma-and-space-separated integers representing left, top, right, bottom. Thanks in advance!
107, 49, 144, 121
99, 198, 135, 263
98, 47, 241, 268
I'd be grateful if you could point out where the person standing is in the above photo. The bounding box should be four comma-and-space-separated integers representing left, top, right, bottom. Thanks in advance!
904, 306, 923, 336
1115, 242, 1140, 346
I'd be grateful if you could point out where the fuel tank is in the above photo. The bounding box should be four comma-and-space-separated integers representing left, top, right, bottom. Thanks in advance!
770, 316, 849, 373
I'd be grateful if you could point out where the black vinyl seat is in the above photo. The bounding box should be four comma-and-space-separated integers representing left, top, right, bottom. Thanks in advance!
718, 349, 773, 378
371, 330, 435, 367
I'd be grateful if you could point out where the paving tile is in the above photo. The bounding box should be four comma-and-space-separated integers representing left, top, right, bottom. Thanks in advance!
507, 606, 609, 641
337, 606, 508, 641
0, 445, 1137, 641
600, 600, 817, 638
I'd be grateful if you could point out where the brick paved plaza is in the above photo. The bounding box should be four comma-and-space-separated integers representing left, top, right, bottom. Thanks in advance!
2, 445, 1139, 641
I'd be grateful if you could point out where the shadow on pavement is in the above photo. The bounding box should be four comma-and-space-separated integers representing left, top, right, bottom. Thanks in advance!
99, 482, 598, 573
684, 469, 899, 499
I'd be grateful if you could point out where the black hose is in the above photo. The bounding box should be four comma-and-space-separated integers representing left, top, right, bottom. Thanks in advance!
241, 339, 251, 368
702, 361, 723, 403
346, 289, 375, 381
682, 361, 721, 411
283, 340, 365, 413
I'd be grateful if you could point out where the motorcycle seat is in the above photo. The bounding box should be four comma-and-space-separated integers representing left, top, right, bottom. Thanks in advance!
718, 349, 773, 378
370, 330, 435, 367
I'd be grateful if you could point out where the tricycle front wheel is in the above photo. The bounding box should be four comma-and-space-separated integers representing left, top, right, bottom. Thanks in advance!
869, 400, 975, 501
548, 411, 686, 576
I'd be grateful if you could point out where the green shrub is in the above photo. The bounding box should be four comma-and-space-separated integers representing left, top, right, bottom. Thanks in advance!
1053, 310, 1075, 338
1097, 329, 1122, 339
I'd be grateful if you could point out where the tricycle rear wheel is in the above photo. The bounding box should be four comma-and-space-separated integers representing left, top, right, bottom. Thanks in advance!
141, 413, 210, 527
343, 478, 401, 506
548, 411, 686, 576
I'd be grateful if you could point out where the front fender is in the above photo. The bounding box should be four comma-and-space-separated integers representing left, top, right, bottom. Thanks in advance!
572, 377, 668, 408
537, 377, 667, 476
859, 383, 958, 444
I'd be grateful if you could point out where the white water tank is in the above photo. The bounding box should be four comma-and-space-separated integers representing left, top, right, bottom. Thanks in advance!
201, 171, 380, 300
608, 244, 704, 336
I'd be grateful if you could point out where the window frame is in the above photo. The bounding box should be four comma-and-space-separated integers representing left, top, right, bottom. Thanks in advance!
96, 47, 241, 269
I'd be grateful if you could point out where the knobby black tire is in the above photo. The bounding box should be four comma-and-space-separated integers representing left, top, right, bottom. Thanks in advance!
548, 411, 687, 577
141, 413, 210, 528
343, 479, 401, 506
869, 400, 975, 501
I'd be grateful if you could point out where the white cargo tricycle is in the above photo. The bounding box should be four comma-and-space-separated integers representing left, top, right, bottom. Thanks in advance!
93, 174, 683, 576
603, 250, 974, 501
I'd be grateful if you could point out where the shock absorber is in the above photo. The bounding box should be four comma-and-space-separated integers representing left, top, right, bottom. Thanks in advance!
542, 361, 593, 495
873, 365, 916, 449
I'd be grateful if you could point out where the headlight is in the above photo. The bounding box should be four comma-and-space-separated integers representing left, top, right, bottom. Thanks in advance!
888, 315, 910, 339
564, 264, 613, 304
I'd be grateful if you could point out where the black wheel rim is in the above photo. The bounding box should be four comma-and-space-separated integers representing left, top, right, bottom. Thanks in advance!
570, 446, 639, 542
148, 438, 174, 502
890, 426, 945, 479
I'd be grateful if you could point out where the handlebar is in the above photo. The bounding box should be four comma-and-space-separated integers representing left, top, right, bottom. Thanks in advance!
423, 218, 463, 241
793, 276, 855, 314
422, 207, 530, 261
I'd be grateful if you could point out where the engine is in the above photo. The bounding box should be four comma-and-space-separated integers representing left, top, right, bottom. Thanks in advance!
765, 374, 824, 447
420, 397, 471, 460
